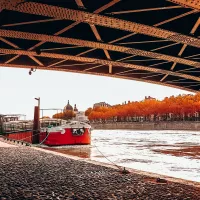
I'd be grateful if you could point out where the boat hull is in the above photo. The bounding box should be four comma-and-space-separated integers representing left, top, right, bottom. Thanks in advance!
5, 131, 33, 143
39, 128, 91, 146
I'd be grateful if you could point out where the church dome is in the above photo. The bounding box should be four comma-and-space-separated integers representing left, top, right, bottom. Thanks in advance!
64, 100, 73, 111
74, 104, 78, 112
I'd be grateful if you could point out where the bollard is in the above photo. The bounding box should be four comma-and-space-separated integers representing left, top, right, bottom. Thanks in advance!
156, 178, 167, 183
121, 167, 130, 175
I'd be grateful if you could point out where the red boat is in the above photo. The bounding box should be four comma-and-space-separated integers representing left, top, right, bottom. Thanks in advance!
1, 101, 91, 146
1, 117, 91, 146
39, 119, 91, 146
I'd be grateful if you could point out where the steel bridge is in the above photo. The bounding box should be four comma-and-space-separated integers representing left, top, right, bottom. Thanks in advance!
0, 0, 200, 92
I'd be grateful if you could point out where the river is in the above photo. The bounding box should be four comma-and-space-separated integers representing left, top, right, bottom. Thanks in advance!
45, 130, 200, 182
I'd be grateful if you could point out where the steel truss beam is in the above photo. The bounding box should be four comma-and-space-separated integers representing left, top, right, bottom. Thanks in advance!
108, 6, 182, 15
0, 63, 197, 93
2, 1, 200, 48
0, 48, 200, 82
2, 0, 120, 69
0, 37, 19, 48
0, 29, 199, 68
160, 17, 200, 82
111, 9, 196, 46
76, 0, 113, 73
0, 0, 23, 12
2, 19, 60, 28
168, 0, 200, 11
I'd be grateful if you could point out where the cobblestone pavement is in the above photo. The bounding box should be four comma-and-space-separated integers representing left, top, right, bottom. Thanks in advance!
0, 141, 200, 200
0, 141, 17, 147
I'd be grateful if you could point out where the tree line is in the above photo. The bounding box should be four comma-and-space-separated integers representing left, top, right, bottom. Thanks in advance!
85, 94, 200, 123
52, 110, 75, 120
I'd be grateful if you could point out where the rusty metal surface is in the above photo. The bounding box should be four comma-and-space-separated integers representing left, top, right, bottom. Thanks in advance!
168, 0, 200, 10
0, 0, 199, 92
0, 29, 199, 68
4, 2, 200, 48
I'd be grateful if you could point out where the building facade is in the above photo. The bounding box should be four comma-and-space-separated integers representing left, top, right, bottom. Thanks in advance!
63, 101, 88, 122
93, 102, 111, 108
145, 96, 156, 100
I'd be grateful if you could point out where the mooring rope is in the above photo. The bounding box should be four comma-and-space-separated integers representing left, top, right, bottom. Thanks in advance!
92, 142, 123, 171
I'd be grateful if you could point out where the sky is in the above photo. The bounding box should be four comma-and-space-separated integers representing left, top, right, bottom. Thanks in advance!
0, 67, 193, 119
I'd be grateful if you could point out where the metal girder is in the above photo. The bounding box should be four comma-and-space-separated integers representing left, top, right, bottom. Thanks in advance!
5, 55, 19, 64
160, 74, 169, 82
56, 62, 95, 68
89, 25, 112, 72
0, 48, 200, 82
110, 9, 196, 45
160, 17, 200, 82
191, 17, 200, 34
75, 0, 85, 9
154, 10, 197, 27
142, 73, 163, 79
10, 0, 191, 68
185, 53, 200, 59
4, 1, 200, 48
0, 0, 23, 12
0, 1, 45, 66
2, 19, 60, 27
0, 37, 43, 66
84, 42, 184, 73
94, 0, 121, 13
41, 46, 83, 51
77, 0, 112, 74
185, 83, 200, 88
0, 29, 199, 68
118, 39, 170, 45
168, 0, 200, 11
3, 0, 120, 68
0, 63, 197, 93
116, 69, 138, 75
109, 5, 182, 15
90, 25, 102, 42
28, 55, 43, 66
0, 37, 19, 48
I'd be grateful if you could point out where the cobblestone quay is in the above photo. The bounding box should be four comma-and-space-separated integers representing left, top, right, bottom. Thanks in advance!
0, 140, 200, 200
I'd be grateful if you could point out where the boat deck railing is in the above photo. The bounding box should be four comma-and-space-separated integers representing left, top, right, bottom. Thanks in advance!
1, 121, 33, 135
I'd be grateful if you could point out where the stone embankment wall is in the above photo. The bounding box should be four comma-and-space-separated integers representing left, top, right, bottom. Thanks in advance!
92, 121, 200, 131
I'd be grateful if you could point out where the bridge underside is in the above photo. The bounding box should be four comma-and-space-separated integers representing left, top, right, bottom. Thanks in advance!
0, 0, 200, 92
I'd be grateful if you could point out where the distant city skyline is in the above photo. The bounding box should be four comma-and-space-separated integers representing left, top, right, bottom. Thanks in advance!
0, 67, 193, 119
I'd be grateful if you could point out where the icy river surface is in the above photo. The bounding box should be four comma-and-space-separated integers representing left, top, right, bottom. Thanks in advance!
50, 130, 200, 182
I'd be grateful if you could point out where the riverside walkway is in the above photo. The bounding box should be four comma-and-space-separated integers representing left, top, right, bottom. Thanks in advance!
0, 139, 200, 200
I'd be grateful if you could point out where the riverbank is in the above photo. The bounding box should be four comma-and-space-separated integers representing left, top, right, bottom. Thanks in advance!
92, 121, 200, 131
0, 139, 200, 200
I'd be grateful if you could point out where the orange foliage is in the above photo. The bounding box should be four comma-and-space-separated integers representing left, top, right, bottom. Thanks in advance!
52, 110, 75, 120
86, 94, 200, 122
40, 116, 50, 119
85, 107, 92, 116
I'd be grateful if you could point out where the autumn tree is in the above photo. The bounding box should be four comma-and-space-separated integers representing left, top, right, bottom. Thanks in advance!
85, 108, 93, 116
85, 93, 200, 123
